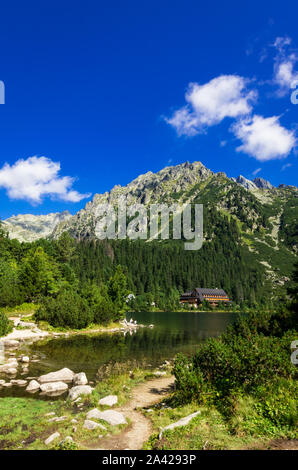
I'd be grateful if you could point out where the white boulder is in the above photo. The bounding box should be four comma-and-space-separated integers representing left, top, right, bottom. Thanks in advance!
39, 367, 74, 383
99, 395, 118, 407
68, 385, 93, 401
44, 432, 60, 446
6, 368, 18, 375
11, 379, 27, 386
26, 380, 40, 392
40, 381, 68, 393
159, 411, 201, 438
89, 409, 127, 426
83, 419, 106, 431
0, 364, 18, 374
3, 339, 19, 348
154, 371, 167, 377
73, 372, 88, 385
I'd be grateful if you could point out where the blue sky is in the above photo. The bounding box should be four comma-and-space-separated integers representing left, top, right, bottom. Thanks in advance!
0, 0, 297, 219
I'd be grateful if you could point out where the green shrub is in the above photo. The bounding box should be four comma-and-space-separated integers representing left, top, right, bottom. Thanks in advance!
0, 311, 13, 337
254, 379, 298, 430
172, 353, 208, 403
35, 289, 93, 329
80, 283, 117, 325
173, 332, 297, 402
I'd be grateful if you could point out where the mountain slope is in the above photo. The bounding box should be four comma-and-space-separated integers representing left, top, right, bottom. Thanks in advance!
3, 161, 297, 287
3, 211, 72, 242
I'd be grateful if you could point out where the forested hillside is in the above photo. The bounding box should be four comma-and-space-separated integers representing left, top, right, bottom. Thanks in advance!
1, 161, 297, 321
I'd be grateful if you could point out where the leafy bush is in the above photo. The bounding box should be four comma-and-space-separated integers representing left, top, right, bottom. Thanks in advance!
80, 283, 117, 325
172, 353, 208, 403
254, 378, 298, 430
173, 331, 297, 402
223, 308, 297, 340
0, 312, 13, 337
35, 289, 93, 329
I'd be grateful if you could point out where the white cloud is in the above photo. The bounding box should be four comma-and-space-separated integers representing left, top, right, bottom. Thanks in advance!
252, 167, 262, 176
232, 115, 296, 161
166, 75, 257, 136
0, 156, 91, 204
272, 36, 298, 95
273, 36, 292, 52
281, 163, 292, 171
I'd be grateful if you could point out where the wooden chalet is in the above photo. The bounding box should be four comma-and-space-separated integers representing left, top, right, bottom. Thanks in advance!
180, 288, 231, 307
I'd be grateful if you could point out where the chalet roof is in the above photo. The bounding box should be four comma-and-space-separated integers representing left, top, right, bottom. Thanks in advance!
193, 288, 228, 296
180, 291, 193, 297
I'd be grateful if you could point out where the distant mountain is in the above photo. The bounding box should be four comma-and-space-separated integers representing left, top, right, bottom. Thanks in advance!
2, 161, 297, 285
3, 211, 72, 242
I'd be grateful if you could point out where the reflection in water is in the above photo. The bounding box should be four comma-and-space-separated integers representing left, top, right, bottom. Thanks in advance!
0, 311, 241, 398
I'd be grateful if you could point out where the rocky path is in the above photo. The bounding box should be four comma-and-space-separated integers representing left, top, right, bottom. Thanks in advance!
92, 376, 175, 450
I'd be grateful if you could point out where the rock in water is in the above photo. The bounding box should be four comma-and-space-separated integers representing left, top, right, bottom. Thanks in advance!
98, 395, 118, 407
68, 385, 93, 401
2, 340, 19, 349
26, 380, 40, 392
39, 367, 74, 383
11, 379, 27, 386
73, 372, 88, 385
40, 382, 68, 393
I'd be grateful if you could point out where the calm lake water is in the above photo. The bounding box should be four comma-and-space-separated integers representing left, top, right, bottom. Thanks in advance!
0, 311, 241, 398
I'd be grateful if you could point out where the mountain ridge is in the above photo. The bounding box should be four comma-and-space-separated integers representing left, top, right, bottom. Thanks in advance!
2, 161, 297, 260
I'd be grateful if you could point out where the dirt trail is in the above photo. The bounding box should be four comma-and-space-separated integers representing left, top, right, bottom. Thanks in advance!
93, 376, 175, 450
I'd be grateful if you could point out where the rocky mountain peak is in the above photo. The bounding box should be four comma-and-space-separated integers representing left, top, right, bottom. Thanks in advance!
3, 211, 72, 242
234, 175, 258, 191
252, 177, 273, 190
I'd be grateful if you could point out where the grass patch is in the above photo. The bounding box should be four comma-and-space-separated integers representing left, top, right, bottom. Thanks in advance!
144, 387, 297, 451
0, 367, 153, 450
0, 303, 39, 318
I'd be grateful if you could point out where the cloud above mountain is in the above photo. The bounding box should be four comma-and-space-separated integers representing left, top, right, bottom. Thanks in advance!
165, 38, 297, 162
165, 75, 256, 136
232, 115, 296, 161
272, 36, 298, 95
0, 156, 91, 204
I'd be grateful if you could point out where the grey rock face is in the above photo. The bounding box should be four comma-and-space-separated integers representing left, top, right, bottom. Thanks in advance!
51, 161, 213, 240
253, 177, 273, 190
3, 211, 72, 242
235, 175, 257, 191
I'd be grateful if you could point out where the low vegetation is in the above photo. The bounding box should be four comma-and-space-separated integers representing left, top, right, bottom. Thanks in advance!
0, 311, 13, 337
145, 262, 298, 450
0, 368, 155, 450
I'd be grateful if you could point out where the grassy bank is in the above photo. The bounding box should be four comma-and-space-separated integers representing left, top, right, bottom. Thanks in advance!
0, 367, 156, 450
143, 377, 298, 450
0, 303, 131, 337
